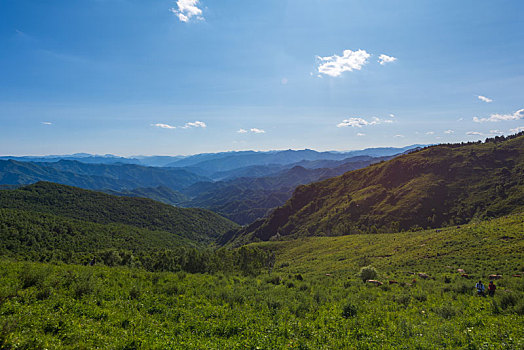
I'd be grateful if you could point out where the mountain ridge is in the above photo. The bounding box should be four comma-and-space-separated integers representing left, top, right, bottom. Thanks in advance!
227, 133, 524, 245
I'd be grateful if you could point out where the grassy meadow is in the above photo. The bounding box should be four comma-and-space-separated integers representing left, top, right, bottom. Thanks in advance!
1, 213, 523, 349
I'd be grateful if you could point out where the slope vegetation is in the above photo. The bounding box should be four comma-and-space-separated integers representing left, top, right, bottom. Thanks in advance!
231, 133, 524, 244
0, 214, 522, 349
0, 182, 238, 244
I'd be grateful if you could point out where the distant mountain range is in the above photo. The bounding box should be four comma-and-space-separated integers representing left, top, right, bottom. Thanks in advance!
0, 159, 210, 191
163, 146, 423, 175
1, 145, 423, 176
0, 146, 423, 224
226, 133, 524, 245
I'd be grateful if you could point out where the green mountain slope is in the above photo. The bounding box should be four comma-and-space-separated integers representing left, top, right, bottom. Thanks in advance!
0, 182, 238, 244
0, 208, 195, 260
182, 157, 390, 225
230, 133, 524, 244
255, 212, 524, 277
103, 186, 189, 206
0, 159, 209, 191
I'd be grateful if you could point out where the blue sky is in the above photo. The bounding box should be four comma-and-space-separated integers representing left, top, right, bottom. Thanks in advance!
1, 0, 523, 156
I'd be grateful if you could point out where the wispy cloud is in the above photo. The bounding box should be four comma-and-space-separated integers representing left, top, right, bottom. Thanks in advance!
317, 49, 370, 77
237, 128, 265, 134
389, 114, 395, 118
510, 126, 524, 133
489, 130, 503, 134
473, 108, 524, 123
41, 121, 52, 125
182, 121, 206, 129
444, 129, 454, 134
425, 131, 435, 135
478, 95, 493, 103
357, 133, 366, 137
466, 131, 483, 136
378, 54, 397, 65
337, 117, 392, 128
152, 123, 176, 129
395, 134, 405, 138
170, 0, 204, 22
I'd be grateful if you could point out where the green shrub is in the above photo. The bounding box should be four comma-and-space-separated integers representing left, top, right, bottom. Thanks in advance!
342, 302, 358, 318
500, 293, 517, 310
435, 304, 456, 319
19, 265, 47, 289
129, 285, 141, 300
358, 266, 378, 283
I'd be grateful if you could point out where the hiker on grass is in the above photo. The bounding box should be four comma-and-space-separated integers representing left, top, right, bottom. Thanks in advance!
488, 281, 496, 297
475, 280, 485, 296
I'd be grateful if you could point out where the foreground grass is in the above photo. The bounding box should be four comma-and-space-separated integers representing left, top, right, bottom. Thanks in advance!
1, 214, 523, 349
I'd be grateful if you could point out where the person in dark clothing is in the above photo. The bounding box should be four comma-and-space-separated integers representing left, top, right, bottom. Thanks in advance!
488, 281, 496, 297
475, 280, 485, 296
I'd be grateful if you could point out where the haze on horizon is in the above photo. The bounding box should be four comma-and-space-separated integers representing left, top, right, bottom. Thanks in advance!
1, 0, 523, 156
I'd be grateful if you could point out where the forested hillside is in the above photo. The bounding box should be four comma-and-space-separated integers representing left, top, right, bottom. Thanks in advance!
0, 182, 238, 244
230, 133, 524, 244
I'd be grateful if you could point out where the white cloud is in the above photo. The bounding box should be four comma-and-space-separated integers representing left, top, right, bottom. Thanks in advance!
237, 128, 265, 134
425, 131, 435, 135
473, 108, 524, 123
466, 131, 482, 136
357, 133, 365, 137
170, 0, 204, 22
378, 54, 397, 65
509, 126, 524, 133
152, 123, 176, 129
337, 116, 392, 128
395, 134, 405, 138
389, 114, 395, 118
478, 95, 493, 103
182, 121, 206, 129
489, 130, 503, 134
41, 121, 52, 125
337, 117, 370, 128
317, 49, 370, 77
444, 129, 454, 134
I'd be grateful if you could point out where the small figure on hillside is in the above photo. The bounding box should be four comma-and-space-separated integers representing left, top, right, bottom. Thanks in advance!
475, 280, 485, 296
488, 281, 496, 297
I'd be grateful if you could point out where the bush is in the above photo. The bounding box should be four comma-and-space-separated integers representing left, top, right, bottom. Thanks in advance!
358, 266, 378, 283
19, 265, 47, 289
435, 304, 456, 319
342, 302, 358, 318
500, 293, 517, 310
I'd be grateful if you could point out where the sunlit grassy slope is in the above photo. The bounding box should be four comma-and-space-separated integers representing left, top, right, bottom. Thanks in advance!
231, 133, 524, 245
255, 212, 524, 279
1, 214, 522, 349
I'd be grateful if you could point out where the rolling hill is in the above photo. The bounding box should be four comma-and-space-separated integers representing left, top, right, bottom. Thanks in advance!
228, 133, 524, 245
0, 182, 238, 244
